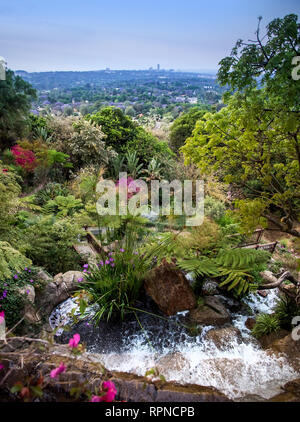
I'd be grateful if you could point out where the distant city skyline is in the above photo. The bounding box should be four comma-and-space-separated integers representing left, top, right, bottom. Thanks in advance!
0, 0, 299, 72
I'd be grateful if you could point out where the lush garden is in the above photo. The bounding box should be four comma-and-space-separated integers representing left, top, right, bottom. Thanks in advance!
0, 14, 299, 402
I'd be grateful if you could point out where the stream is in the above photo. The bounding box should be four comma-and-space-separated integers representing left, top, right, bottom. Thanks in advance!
49, 288, 298, 400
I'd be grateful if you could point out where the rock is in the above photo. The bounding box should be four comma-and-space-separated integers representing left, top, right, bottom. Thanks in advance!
36, 270, 84, 315
245, 317, 256, 331
188, 296, 230, 327
282, 378, 300, 395
202, 280, 219, 296
144, 261, 197, 316
155, 383, 231, 402
257, 290, 268, 298
0, 341, 231, 402
266, 333, 300, 371
235, 394, 267, 402
269, 392, 300, 402
205, 326, 242, 349
36, 269, 52, 283
258, 329, 290, 349
156, 352, 190, 374
17, 285, 41, 324
269, 379, 300, 402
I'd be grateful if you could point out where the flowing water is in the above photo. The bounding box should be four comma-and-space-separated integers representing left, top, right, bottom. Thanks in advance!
50, 288, 299, 400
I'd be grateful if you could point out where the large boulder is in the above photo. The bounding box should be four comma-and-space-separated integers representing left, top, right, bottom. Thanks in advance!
266, 333, 300, 371
258, 329, 290, 349
205, 326, 243, 349
36, 271, 84, 315
17, 284, 41, 324
269, 379, 300, 402
144, 261, 197, 316
156, 352, 190, 374
188, 296, 230, 327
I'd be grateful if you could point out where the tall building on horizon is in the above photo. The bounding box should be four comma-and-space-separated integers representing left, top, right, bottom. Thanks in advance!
157, 64, 160, 71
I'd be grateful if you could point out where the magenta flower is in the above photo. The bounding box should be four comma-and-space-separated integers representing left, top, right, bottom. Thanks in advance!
83, 264, 89, 268
101, 381, 117, 402
111, 263, 115, 268
120, 248, 125, 253
50, 362, 66, 379
0, 311, 5, 324
26, 289, 30, 295
109, 258, 114, 262
90, 381, 117, 402
77, 278, 83, 283
0, 362, 4, 370
90, 395, 102, 402
30, 279, 34, 283
68, 333, 80, 349
13, 274, 18, 279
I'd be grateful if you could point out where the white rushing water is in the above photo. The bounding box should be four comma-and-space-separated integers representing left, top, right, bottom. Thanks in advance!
50, 289, 299, 400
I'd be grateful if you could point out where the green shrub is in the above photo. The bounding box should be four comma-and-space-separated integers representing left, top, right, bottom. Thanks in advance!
23, 215, 83, 274
79, 228, 150, 322
252, 314, 280, 338
274, 296, 300, 331
33, 182, 69, 206
0, 267, 41, 328
204, 196, 226, 222
0, 241, 31, 279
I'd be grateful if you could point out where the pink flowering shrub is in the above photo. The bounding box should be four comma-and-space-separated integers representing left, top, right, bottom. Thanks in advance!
11, 145, 37, 172
116, 176, 140, 199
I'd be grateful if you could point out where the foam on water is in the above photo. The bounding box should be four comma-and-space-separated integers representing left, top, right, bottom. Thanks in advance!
50, 288, 299, 399
95, 320, 296, 399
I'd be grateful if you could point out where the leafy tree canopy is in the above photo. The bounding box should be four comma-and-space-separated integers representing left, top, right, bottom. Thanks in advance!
169, 107, 208, 152
218, 14, 300, 109
182, 14, 300, 237
0, 70, 36, 147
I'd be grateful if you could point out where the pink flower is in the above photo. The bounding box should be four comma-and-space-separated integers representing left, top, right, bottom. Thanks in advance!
101, 381, 117, 402
0, 311, 5, 324
50, 362, 66, 379
68, 333, 80, 349
0, 363, 4, 370
90, 395, 102, 402
90, 381, 117, 402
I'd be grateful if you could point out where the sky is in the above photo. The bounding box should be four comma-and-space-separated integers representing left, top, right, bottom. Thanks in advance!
0, 0, 299, 73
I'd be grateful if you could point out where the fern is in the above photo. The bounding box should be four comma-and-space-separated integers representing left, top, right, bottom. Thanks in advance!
0, 241, 32, 279
177, 257, 219, 277
216, 248, 270, 269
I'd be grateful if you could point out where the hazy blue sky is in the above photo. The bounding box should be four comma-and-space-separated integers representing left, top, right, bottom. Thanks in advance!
0, 0, 299, 72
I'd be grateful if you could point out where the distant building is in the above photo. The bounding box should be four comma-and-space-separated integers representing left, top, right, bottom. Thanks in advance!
157, 64, 160, 71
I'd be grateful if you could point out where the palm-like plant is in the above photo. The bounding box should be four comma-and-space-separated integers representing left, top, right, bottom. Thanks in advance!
125, 151, 143, 179
143, 158, 163, 181
79, 226, 150, 322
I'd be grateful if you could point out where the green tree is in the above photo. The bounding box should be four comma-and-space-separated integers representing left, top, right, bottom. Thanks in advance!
169, 107, 208, 152
86, 106, 137, 152
0, 70, 36, 148
182, 15, 300, 237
